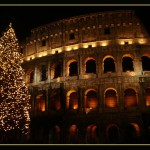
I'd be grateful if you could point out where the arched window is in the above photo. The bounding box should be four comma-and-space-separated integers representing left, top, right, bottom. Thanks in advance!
30, 71, 34, 83
66, 90, 78, 110
50, 89, 61, 110
122, 57, 134, 72
86, 90, 98, 109
36, 93, 46, 112
68, 125, 78, 143
41, 65, 47, 81
49, 125, 61, 144
29, 70, 34, 83
86, 59, 96, 73
104, 58, 115, 73
142, 56, 150, 71
69, 61, 78, 76
124, 88, 137, 107
105, 89, 117, 108
86, 124, 99, 144
124, 123, 140, 143
69, 92, 78, 109
145, 88, 150, 106
106, 124, 119, 143
54, 64, 61, 78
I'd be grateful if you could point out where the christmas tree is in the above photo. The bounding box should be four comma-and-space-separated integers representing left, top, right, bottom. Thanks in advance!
0, 23, 31, 139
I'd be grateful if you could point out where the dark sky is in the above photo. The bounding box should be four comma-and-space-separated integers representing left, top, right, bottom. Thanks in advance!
0, 6, 149, 41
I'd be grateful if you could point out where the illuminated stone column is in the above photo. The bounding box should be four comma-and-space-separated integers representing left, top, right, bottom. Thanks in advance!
116, 50, 123, 75
98, 53, 103, 77
47, 62, 51, 82
96, 50, 101, 78
117, 82, 124, 111
34, 66, 37, 84
63, 56, 66, 79
133, 58, 142, 75
79, 54, 83, 75
78, 87, 83, 113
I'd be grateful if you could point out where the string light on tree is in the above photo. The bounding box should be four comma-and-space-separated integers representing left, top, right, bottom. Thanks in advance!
0, 23, 31, 136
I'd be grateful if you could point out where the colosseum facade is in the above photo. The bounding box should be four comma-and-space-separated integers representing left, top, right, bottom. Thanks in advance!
20, 10, 150, 144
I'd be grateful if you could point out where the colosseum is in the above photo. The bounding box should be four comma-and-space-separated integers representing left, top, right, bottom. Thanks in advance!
20, 9, 150, 144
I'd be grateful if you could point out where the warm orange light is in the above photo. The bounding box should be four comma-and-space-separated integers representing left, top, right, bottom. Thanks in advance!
87, 98, 98, 108
146, 96, 150, 106
105, 97, 117, 108
131, 123, 140, 137
37, 100, 45, 112
73, 104, 78, 109
41, 103, 45, 112
125, 96, 137, 107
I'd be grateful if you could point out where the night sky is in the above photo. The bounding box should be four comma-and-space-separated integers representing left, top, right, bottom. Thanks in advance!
0, 6, 150, 41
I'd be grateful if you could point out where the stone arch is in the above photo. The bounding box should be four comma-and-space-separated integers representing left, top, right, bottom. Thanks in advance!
68, 124, 79, 143
124, 88, 138, 107
67, 59, 78, 76
84, 57, 96, 74
122, 54, 134, 72
26, 69, 34, 83
142, 55, 150, 71
103, 55, 116, 73
36, 91, 46, 112
49, 125, 61, 144
40, 64, 47, 81
50, 89, 61, 110
66, 90, 78, 110
51, 63, 62, 79
106, 124, 120, 143
84, 89, 98, 111
104, 88, 118, 108
86, 124, 99, 144
123, 123, 140, 143
145, 87, 150, 106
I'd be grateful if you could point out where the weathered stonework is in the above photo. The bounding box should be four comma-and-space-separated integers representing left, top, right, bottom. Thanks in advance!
21, 10, 150, 144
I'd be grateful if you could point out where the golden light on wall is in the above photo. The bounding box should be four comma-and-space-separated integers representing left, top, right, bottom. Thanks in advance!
124, 88, 137, 107
66, 90, 78, 110
131, 123, 140, 137
118, 39, 133, 45
67, 59, 77, 76
38, 51, 47, 57
66, 46, 71, 51
100, 41, 109, 47
73, 104, 78, 110
85, 89, 98, 109
27, 57, 30, 61
91, 42, 96, 47
129, 71, 135, 76
87, 98, 98, 109
125, 96, 137, 107
105, 97, 117, 107
138, 38, 147, 44
73, 44, 79, 50
83, 44, 88, 48
104, 88, 117, 108
145, 88, 150, 106
36, 93, 46, 112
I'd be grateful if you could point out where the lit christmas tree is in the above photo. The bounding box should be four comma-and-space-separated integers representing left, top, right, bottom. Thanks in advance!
0, 23, 31, 139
